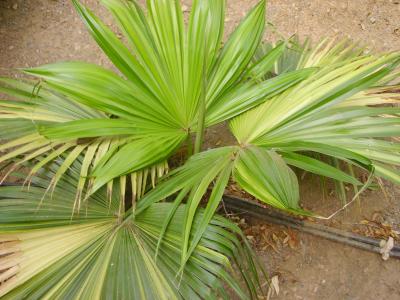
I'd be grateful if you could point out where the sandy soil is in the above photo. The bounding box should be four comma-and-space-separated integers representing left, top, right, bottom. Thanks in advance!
1, 1, 400, 299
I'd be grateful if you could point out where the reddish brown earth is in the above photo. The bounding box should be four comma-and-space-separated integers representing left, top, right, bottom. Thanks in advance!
1, 1, 400, 299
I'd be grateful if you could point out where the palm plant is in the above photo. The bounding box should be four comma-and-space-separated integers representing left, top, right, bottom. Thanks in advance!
1, 0, 400, 298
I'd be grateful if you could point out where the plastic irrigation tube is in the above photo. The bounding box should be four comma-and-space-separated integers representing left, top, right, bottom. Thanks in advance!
222, 195, 400, 259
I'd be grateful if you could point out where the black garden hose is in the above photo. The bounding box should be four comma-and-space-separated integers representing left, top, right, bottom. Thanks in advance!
222, 195, 400, 259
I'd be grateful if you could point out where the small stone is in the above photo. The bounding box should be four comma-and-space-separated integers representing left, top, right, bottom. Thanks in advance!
8, 45, 14, 50
181, 5, 189, 12
369, 16, 376, 24
360, 23, 366, 30
12, 3, 18, 10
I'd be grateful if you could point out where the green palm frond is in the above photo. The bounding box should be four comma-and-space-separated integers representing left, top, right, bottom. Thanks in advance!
0, 162, 265, 299
230, 37, 400, 205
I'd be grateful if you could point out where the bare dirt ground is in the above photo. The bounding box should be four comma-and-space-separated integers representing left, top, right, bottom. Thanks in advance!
1, 0, 400, 299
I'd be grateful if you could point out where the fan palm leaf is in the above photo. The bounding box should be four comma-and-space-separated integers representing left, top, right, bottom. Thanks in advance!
230, 38, 400, 205
0, 162, 264, 299
0, 0, 313, 197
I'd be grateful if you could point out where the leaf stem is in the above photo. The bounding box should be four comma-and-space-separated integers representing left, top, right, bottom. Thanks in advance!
194, 39, 208, 154
194, 89, 206, 154
186, 129, 193, 157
